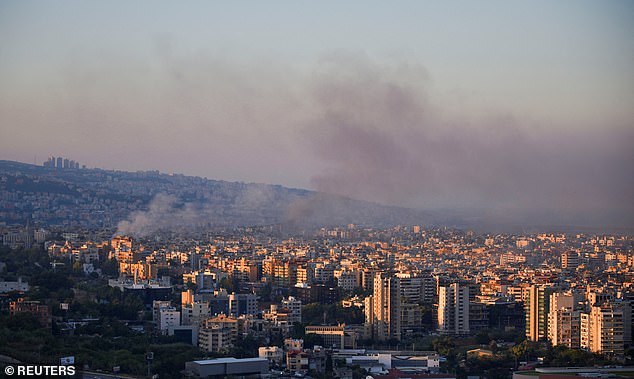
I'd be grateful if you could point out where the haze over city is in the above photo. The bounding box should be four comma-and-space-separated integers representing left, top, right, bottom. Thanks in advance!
3, 3, 634, 378
1, 1, 633, 229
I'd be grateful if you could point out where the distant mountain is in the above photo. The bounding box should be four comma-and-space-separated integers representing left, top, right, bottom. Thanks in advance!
0, 160, 438, 235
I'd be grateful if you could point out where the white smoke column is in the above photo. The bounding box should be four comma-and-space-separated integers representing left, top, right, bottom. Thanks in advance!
116, 193, 196, 237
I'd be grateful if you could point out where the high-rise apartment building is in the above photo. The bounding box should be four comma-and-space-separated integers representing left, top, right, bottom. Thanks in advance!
198, 324, 234, 353
181, 301, 210, 326
263, 258, 297, 286
199, 315, 238, 353
364, 272, 433, 340
547, 292, 580, 348
281, 296, 302, 324
361, 268, 378, 292
437, 283, 470, 335
111, 236, 133, 257
396, 273, 425, 338
296, 266, 313, 285
228, 293, 258, 317
586, 290, 613, 307
561, 252, 580, 270
526, 285, 553, 341
335, 269, 359, 291
581, 303, 625, 360
367, 272, 401, 341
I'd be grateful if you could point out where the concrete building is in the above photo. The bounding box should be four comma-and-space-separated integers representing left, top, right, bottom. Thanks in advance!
198, 324, 234, 353
367, 272, 401, 341
258, 346, 283, 365
342, 351, 440, 374
228, 293, 257, 317
587, 290, 613, 307
394, 273, 431, 338
336, 270, 359, 291
362, 268, 378, 292
284, 338, 304, 351
561, 251, 580, 270
152, 300, 171, 323
581, 303, 625, 360
296, 266, 313, 285
158, 307, 180, 334
198, 315, 238, 353
281, 296, 302, 323
263, 258, 297, 286
286, 350, 309, 374
305, 324, 348, 349
0, 277, 29, 293
263, 303, 294, 334
548, 307, 580, 348
182, 301, 211, 326
469, 301, 489, 332
168, 325, 198, 345
437, 283, 470, 335
547, 293, 580, 348
526, 285, 553, 341
294, 283, 339, 304
314, 263, 335, 284
183, 269, 219, 291
185, 357, 268, 378
309, 345, 327, 374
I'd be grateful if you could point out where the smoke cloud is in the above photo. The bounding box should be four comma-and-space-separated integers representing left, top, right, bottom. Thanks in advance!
115, 193, 207, 237
2, 48, 632, 230
301, 54, 634, 228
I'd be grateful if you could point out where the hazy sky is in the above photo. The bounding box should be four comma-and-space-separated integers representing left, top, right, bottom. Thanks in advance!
1, 1, 633, 226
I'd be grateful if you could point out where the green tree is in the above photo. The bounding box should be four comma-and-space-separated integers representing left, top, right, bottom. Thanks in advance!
303, 333, 323, 349
100, 258, 119, 276
475, 330, 490, 345
31, 271, 73, 292
432, 335, 455, 357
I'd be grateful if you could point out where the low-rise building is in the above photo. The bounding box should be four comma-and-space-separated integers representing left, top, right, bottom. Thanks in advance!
258, 346, 283, 365
9, 298, 52, 329
305, 324, 354, 349
0, 277, 29, 293
185, 357, 268, 378
158, 307, 180, 334
286, 350, 309, 374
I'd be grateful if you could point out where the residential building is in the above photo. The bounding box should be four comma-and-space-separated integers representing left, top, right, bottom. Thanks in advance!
281, 296, 302, 323
158, 307, 180, 334
368, 272, 401, 341
437, 283, 470, 335
526, 285, 553, 341
258, 346, 283, 365
548, 293, 580, 348
228, 293, 258, 317
581, 303, 626, 360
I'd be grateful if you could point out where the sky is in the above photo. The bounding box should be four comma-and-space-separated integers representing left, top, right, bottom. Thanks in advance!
1, 1, 633, 228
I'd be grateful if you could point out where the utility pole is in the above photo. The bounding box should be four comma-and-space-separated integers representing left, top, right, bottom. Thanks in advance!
146, 351, 153, 378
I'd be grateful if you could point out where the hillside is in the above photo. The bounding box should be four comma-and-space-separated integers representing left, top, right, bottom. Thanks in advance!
0, 160, 434, 235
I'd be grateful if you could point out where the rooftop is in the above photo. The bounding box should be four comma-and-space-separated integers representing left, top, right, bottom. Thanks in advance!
192, 357, 267, 365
